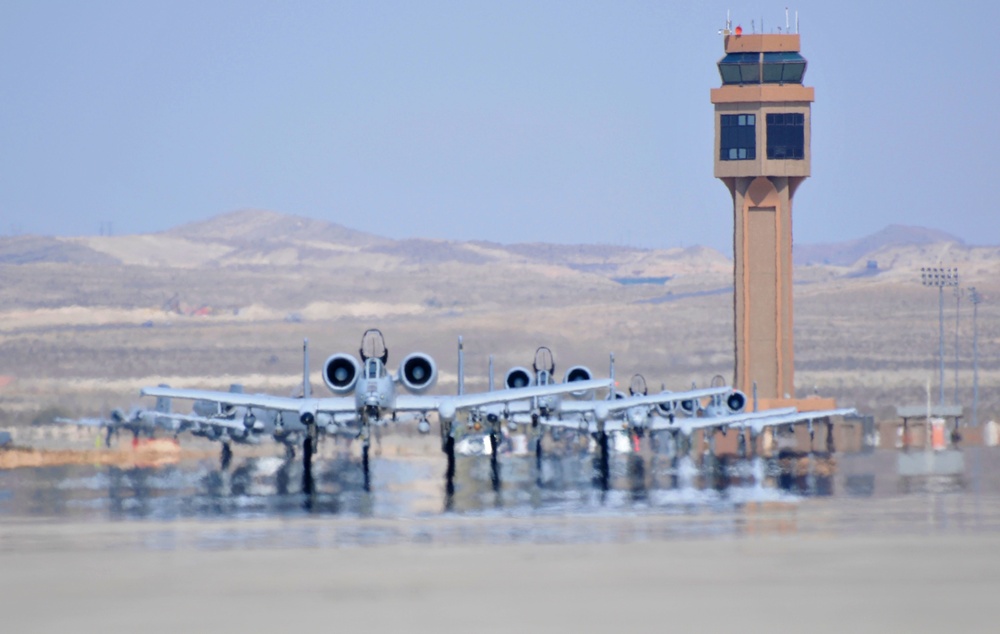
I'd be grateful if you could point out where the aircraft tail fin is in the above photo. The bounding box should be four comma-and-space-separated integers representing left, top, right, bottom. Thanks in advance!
155, 384, 171, 414
457, 336, 464, 396
303, 338, 311, 400
488, 354, 495, 392
608, 353, 615, 400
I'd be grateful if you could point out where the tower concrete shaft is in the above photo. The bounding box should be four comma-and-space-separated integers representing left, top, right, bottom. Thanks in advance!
711, 34, 814, 401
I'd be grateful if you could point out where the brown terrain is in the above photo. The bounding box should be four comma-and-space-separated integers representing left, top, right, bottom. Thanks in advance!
0, 209, 997, 427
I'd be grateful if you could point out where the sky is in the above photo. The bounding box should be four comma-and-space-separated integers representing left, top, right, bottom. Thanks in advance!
1, 1, 998, 253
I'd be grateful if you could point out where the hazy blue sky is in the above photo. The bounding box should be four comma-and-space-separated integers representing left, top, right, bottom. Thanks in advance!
2, 1, 997, 252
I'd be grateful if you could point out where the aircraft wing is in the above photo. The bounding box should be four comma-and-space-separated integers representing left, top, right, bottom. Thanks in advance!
140, 387, 357, 415
559, 385, 731, 416
154, 411, 248, 432
393, 378, 613, 417
647, 407, 799, 432
54, 416, 108, 427
736, 408, 858, 433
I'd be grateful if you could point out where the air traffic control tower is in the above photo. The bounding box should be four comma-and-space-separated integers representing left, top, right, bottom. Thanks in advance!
711, 32, 833, 410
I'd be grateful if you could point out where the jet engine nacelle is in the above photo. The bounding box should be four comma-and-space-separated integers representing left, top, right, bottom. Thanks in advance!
504, 366, 533, 390
399, 352, 438, 394
680, 398, 700, 417
725, 390, 747, 414
323, 354, 361, 394
563, 365, 595, 399
655, 391, 675, 417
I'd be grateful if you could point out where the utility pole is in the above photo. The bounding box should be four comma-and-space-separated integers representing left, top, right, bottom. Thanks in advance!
954, 286, 962, 405
969, 287, 981, 426
921, 267, 958, 407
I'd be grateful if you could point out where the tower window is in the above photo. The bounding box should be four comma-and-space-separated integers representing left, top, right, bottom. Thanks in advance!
718, 53, 761, 85
761, 52, 807, 84
766, 113, 804, 160
720, 114, 756, 161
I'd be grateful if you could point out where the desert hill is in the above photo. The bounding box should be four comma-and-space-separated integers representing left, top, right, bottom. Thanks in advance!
163, 209, 391, 248
794, 224, 964, 266
0, 235, 119, 266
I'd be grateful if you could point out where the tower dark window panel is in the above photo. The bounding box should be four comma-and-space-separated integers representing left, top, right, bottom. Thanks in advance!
761, 52, 807, 84
720, 114, 756, 161
766, 112, 804, 160
718, 53, 761, 85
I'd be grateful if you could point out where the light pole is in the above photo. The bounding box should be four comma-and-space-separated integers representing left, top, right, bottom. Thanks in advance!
954, 286, 962, 405
969, 287, 981, 426
921, 267, 958, 407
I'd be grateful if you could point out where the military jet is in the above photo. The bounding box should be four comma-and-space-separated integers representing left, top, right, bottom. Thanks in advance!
142, 329, 611, 488
448, 346, 734, 491
55, 389, 178, 447
645, 404, 857, 458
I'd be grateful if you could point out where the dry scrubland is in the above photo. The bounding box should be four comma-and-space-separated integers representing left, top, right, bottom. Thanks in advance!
1, 210, 997, 425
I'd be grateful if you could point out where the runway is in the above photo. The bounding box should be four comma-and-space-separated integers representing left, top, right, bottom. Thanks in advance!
1, 528, 997, 633
2, 443, 1000, 632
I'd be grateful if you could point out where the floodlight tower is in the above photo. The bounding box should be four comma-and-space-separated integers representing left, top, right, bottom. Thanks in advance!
921, 267, 959, 407
711, 30, 814, 403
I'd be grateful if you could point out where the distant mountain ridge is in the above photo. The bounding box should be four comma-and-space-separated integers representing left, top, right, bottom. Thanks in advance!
0, 210, 984, 274
794, 225, 964, 267
163, 209, 391, 248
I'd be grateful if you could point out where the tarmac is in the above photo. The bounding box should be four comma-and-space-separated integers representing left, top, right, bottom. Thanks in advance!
1, 522, 997, 633
1, 436, 999, 632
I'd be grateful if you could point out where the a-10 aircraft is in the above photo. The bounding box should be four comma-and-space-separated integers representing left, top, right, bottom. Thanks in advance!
480, 350, 734, 443
141, 329, 613, 486
444, 345, 737, 489
55, 384, 268, 465
458, 347, 734, 437
55, 389, 186, 447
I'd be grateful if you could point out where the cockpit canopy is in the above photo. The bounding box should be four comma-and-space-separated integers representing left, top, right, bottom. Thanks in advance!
365, 357, 386, 380
359, 328, 389, 364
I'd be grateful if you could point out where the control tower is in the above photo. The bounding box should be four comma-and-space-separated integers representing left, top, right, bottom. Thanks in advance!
711, 32, 826, 408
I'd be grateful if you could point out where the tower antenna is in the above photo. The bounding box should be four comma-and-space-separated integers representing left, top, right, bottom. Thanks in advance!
786, 7, 790, 32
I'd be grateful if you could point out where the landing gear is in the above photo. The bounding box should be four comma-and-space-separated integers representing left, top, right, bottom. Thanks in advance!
489, 429, 500, 492
302, 424, 316, 497
532, 413, 543, 487
362, 443, 371, 492
737, 430, 747, 458
594, 429, 610, 492
220, 442, 233, 471
826, 420, 836, 453
360, 423, 372, 492
627, 454, 646, 501
444, 434, 456, 505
